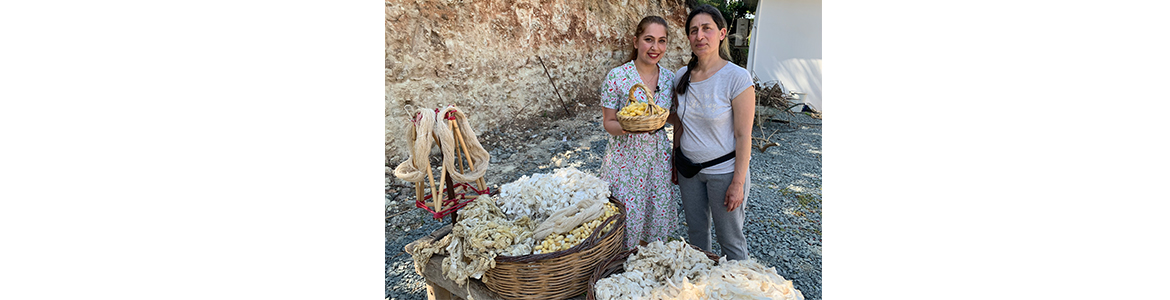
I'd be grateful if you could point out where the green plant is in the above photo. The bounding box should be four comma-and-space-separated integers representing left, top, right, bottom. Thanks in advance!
795, 192, 821, 212
693, 0, 753, 33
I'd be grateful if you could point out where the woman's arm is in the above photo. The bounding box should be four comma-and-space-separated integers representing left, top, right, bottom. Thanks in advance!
725, 86, 756, 211
667, 108, 682, 149
602, 107, 630, 136
665, 103, 681, 127
670, 112, 683, 185
668, 92, 682, 184
668, 89, 683, 150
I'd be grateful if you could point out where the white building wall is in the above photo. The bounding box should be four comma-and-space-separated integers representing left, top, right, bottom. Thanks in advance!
747, 0, 822, 111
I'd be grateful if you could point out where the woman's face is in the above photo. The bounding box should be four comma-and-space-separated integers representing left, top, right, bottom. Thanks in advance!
635, 23, 668, 65
687, 13, 726, 58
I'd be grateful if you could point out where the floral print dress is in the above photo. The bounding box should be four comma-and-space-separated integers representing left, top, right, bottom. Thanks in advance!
599, 61, 677, 250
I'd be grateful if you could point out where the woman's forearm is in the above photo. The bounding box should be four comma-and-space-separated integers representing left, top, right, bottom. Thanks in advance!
604, 119, 626, 136
732, 131, 751, 185
601, 107, 627, 136
666, 112, 681, 146
672, 121, 683, 149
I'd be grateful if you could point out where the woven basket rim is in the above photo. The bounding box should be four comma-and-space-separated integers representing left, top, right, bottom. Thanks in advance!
616, 83, 669, 133
484, 196, 628, 299
617, 117, 668, 133
494, 196, 626, 263
586, 243, 720, 300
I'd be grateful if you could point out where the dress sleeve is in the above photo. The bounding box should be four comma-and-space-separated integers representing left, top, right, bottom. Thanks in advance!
600, 68, 621, 109
671, 66, 689, 113
659, 68, 676, 108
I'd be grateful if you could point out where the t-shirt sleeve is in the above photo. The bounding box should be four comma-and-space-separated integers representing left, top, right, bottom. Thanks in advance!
727, 67, 754, 101
600, 68, 622, 109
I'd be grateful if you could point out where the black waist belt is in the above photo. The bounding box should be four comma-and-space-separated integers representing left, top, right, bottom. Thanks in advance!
674, 148, 736, 178
698, 151, 736, 167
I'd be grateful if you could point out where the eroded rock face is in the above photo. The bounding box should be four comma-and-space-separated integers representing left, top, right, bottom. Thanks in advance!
387, 0, 691, 161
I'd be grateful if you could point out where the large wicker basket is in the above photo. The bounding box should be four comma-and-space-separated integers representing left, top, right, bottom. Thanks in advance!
482, 197, 627, 299
586, 243, 720, 300
616, 83, 669, 133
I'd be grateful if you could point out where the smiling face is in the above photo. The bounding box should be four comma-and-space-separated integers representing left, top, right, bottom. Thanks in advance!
634, 23, 668, 65
687, 13, 727, 59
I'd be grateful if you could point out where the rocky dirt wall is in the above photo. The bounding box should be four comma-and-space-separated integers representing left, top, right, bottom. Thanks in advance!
387, 0, 692, 162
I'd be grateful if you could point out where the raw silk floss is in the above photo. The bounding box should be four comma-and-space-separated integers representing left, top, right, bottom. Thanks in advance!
594, 241, 806, 300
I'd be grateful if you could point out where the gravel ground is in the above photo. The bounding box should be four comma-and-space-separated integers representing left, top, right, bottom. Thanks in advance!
386, 104, 821, 300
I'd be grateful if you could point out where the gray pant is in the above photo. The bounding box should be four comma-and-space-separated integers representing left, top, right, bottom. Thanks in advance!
679, 171, 750, 260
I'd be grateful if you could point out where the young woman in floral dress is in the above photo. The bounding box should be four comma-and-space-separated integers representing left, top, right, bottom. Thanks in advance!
598, 16, 678, 250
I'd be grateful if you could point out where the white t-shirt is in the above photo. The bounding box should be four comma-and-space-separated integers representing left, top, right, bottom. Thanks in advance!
674, 62, 753, 175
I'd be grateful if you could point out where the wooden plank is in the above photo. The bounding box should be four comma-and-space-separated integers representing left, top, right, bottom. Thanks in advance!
404, 225, 452, 254
405, 224, 497, 300
418, 254, 502, 300
426, 280, 454, 300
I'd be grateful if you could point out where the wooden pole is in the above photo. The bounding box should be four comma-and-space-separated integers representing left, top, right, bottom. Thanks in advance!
415, 182, 424, 208
435, 165, 446, 216
537, 56, 573, 117
450, 118, 466, 175
433, 132, 446, 216
447, 115, 469, 224
424, 134, 440, 213
451, 121, 487, 191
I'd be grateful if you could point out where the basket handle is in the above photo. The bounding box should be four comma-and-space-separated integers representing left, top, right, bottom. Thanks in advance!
626, 83, 660, 114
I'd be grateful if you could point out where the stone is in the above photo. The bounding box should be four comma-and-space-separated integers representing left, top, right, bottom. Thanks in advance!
386, 0, 692, 159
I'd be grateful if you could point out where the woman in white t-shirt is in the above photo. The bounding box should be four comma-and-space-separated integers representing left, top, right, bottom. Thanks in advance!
667, 4, 756, 261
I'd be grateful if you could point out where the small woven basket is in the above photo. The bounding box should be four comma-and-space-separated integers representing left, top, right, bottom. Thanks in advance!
482, 197, 627, 300
586, 243, 721, 300
616, 83, 669, 133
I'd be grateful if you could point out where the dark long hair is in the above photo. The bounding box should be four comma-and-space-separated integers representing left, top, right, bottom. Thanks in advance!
673, 4, 732, 97
625, 16, 669, 63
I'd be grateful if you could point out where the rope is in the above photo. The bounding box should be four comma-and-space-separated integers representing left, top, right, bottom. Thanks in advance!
435, 105, 490, 183
393, 108, 437, 183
